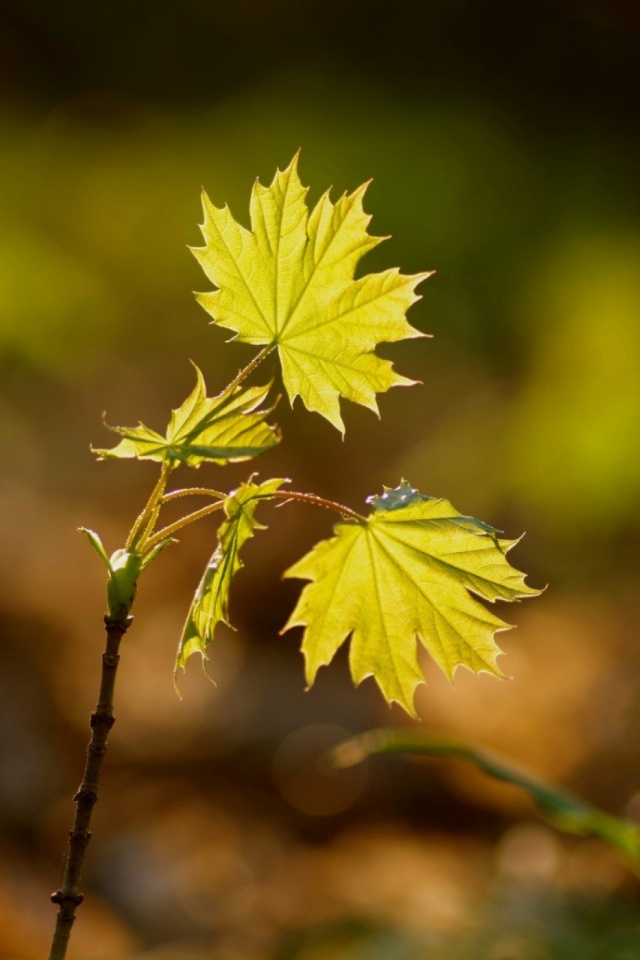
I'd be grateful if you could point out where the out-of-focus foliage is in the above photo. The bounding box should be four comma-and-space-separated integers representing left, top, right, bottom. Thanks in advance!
335, 728, 640, 870
1, 91, 637, 577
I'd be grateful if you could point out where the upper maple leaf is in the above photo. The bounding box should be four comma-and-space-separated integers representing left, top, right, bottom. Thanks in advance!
192, 153, 432, 433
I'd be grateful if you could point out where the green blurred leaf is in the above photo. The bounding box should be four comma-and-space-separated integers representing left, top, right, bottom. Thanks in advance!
176, 477, 287, 676
334, 728, 640, 871
193, 153, 431, 433
94, 363, 279, 467
283, 481, 539, 716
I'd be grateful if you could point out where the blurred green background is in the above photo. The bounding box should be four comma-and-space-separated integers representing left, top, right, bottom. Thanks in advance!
1, 1, 640, 957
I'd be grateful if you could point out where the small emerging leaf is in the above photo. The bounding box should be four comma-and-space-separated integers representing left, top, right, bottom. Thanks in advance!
283, 481, 540, 716
94, 364, 279, 467
176, 477, 287, 677
80, 528, 141, 618
106, 549, 142, 618
193, 153, 432, 433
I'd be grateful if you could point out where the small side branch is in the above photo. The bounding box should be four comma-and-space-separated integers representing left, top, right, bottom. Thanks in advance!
48, 612, 132, 960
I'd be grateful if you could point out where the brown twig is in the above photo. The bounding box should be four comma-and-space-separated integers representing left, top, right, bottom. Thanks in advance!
48, 610, 132, 960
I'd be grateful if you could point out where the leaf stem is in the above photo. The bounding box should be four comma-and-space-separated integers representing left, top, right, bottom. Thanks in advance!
145, 500, 225, 549
126, 462, 173, 552
161, 486, 227, 503
164, 485, 366, 522
48, 610, 132, 960
225, 345, 275, 392
271, 490, 366, 522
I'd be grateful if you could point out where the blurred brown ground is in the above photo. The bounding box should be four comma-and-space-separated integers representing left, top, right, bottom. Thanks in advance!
1, 2, 640, 957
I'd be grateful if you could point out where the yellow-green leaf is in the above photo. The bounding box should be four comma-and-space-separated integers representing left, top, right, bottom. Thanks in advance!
192, 153, 432, 433
176, 477, 287, 676
282, 480, 540, 716
94, 364, 279, 467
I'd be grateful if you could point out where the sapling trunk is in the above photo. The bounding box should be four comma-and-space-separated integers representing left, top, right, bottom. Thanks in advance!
44, 156, 539, 957
48, 608, 132, 960
45, 472, 363, 957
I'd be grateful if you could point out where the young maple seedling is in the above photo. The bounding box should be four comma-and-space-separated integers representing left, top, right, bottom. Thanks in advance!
47, 153, 538, 959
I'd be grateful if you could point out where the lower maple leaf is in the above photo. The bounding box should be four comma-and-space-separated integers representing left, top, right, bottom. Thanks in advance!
282, 481, 540, 716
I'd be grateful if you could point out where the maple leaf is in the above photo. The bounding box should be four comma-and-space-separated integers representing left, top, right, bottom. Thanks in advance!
176, 477, 287, 676
282, 480, 540, 716
94, 364, 279, 467
192, 153, 432, 433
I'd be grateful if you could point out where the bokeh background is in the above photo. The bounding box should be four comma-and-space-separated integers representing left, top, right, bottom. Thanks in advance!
1, 1, 640, 957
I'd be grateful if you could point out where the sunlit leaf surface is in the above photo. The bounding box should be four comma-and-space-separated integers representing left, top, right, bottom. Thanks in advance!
283, 481, 539, 715
193, 153, 431, 432
94, 364, 279, 467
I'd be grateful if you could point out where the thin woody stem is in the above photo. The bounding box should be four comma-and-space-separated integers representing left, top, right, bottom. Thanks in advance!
48, 611, 132, 960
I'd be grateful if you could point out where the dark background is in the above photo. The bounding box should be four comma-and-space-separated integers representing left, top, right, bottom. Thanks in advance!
1, 2, 640, 957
